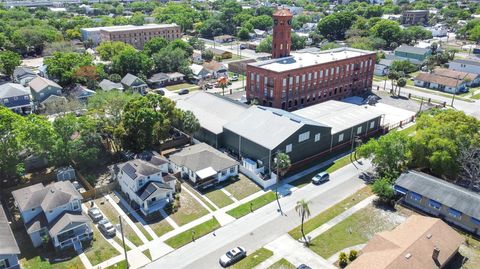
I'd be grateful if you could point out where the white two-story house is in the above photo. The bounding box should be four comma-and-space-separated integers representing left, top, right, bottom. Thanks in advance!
169, 143, 239, 189
11, 181, 92, 252
118, 159, 176, 216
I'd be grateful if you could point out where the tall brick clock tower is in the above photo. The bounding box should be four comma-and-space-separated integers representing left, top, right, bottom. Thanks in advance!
272, 9, 293, 59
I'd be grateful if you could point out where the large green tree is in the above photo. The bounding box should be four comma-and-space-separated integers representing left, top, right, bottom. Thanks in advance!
0, 50, 21, 78
96, 41, 134, 61
357, 131, 412, 178
111, 47, 152, 77
44, 52, 93, 86
317, 12, 355, 40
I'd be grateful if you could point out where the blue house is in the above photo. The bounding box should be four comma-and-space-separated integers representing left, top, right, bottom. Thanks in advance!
0, 204, 20, 269
28, 77, 62, 103
395, 170, 480, 236
0, 83, 32, 114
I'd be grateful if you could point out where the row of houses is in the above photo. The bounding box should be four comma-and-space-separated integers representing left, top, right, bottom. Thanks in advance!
414, 68, 480, 94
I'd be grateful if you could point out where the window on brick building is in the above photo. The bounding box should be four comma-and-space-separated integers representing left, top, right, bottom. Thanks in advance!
283, 78, 286, 86
320, 70, 323, 77
302, 74, 305, 82
296, 76, 299, 83
314, 72, 317, 79
289, 77, 293, 84
308, 73, 312, 80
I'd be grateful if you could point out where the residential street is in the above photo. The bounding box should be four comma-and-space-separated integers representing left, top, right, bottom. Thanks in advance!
144, 159, 371, 269
372, 80, 480, 119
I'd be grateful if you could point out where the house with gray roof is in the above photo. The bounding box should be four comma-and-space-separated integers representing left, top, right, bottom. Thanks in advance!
121, 73, 147, 94
11, 181, 92, 251
98, 79, 124, 91
0, 204, 20, 269
117, 159, 176, 216
169, 143, 239, 188
394, 45, 431, 65
71, 84, 95, 101
448, 59, 480, 75
0, 83, 32, 114
28, 76, 62, 103
395, 170, 480, 235
13, 66, 37, 86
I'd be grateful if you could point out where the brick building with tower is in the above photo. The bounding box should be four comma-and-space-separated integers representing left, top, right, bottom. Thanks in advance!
245, 9, 376, 111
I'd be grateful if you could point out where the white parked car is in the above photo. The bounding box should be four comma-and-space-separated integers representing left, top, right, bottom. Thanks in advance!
98, 219, 116, 237
219, 247, 247, 267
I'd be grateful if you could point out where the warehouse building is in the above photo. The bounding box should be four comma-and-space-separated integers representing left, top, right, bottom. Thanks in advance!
245, 9, 376, 111
176, 92, 382, 181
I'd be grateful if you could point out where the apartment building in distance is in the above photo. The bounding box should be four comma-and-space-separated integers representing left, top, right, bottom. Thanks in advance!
100, 24, 181, 49
401, 10, 429, 25
245, 9, 375, 111
82, 24, 181, 48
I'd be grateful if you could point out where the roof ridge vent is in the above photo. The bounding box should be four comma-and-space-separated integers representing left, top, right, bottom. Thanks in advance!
405, 253, 412, 259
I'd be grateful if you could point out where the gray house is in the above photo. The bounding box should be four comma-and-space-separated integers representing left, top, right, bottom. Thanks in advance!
0, 204, 20, 269
394, 45, 431, 65
395, 170, 480, 236
169, 143, 239, 188
13, 66, 37, 86
0, 83, 32, 114
98, 79, 124, 91
28, 76, 62, 103
12, 181, 93, 251
121, 73, 148, 94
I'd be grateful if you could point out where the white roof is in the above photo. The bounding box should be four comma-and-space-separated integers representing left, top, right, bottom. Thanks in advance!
292, 100, 383, 133
250, 47, 374, 72
100, 23, 178, 33
175, 92, 247, 135
196, 167, 217, 179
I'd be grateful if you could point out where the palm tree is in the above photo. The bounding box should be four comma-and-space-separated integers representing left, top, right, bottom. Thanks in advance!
217, 76, 229, 96
396, 77, 407, 96
295, 199, 311, 245
273, 152, 291, 215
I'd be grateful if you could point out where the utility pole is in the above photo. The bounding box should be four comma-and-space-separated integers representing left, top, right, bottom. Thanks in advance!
119, 216, 129, 268
451, 75, 461, 107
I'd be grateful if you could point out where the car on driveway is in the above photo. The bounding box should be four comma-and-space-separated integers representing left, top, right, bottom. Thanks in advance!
230, 75, 239, 81
178, 89, 189, 95
88, 207, 103, 223
219, 247, 247, 267
98, 219, 116, 237
312, 172, 329, 185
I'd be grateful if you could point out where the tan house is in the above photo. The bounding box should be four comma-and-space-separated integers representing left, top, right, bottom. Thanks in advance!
348, 215, 463, 269
208, 48, 233, 60
100, 24, 181, 49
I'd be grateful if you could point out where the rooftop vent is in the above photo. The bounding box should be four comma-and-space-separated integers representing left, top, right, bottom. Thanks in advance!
405, 253, 412, 259
290, 118, 301, 123
272, 111, 283, 116
426, 233, 432, 239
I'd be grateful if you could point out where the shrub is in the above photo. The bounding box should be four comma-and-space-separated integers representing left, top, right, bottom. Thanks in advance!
339, 252, 348, 268
349, 250, 358, 261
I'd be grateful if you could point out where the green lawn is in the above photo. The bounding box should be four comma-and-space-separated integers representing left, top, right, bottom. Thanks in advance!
289, 186, 372, 240
204, 188, 234, 208
169, 190, 210, 226
164, 217, 220, 249
398, 123, 417, 136
165, 83, 199, 92
113, 236, 131, 251
472, 93, 480, 100
224, 174, 262, 200
231, 248, 273, 269
149, 218, 174, 237
16, 224, 86, 269
267, 258, 296, 269
94, 199, 143, 246
182, 184, 217, 211
105, 260, 127, 269
309, 205, 400, 258
227, 191, 276, 219
290, 153, 354, 188
143, 249, 152, 260
110, 193, 153, 241
85, 227, 121, 266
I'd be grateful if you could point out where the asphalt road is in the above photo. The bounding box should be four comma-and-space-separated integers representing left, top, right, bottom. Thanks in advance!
144, 160, 371, 269
372, 80, 480, 119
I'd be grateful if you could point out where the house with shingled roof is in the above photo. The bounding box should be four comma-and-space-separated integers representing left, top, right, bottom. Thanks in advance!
0, 203, 20, 269
117, 159, 176, 216
11, 181, 92, 251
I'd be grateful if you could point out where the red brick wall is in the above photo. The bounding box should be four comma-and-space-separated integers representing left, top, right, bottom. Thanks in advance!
272, 14, 293, 59
246, 52, 376, 111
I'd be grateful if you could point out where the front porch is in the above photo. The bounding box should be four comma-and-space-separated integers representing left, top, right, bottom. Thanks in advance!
54, 224, 93, 251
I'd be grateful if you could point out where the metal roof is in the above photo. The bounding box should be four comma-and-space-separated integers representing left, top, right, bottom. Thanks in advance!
0, 204, 20, 255
175, 92, 247, 135
223, 106, 328, 150
450, 59, 480, 67
396, 170, 480, 219
395, 45, 430, 55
